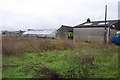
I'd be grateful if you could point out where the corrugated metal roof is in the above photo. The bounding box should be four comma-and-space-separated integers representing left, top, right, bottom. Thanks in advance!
58, 25, 73, 32
74, 20, 120, 28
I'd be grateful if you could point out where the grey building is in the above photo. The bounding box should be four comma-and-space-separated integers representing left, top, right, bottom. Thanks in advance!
2, 30, 25, 35
74, 20, 120, 42
57, 25, 73, 39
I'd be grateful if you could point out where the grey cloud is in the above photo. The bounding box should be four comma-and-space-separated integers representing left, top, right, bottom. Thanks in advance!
0, 0, 119, 31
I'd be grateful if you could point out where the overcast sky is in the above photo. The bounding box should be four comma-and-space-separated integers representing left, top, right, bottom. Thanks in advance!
0, 0, 119, 31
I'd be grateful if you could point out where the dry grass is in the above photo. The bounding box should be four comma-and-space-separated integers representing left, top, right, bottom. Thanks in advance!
2, 35, 117, 55
2, 35, 75, 55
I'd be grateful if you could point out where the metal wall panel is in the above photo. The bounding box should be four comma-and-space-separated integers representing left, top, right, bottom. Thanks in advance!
74, 28, 105, 42
57, 27, 68, 39
109, 29, 118, 41
74, 28, 118, 42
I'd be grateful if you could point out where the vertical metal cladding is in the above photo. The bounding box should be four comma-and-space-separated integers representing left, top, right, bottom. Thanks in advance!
57, 25, 73, 39
74, 28, 118, 42
74, 28, 105, 42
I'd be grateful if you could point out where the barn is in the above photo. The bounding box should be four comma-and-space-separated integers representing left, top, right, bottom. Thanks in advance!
74, 19, 120, 42
57, 25, 74, 39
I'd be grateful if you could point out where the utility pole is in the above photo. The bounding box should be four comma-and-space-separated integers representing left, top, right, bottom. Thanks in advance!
104, 5, 107, 44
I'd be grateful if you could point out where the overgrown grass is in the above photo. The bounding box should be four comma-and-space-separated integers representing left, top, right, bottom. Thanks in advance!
2, 35, 119, 78
2, 43, 118, 78
2, 35, 75, 55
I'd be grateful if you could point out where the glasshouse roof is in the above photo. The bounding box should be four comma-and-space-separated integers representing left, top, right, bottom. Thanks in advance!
23, 29, 57, 35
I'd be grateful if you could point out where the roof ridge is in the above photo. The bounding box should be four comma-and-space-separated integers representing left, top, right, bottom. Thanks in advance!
89, 19, 119, 23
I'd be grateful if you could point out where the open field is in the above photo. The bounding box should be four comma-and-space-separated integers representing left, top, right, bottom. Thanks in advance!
2, 35, 119, 78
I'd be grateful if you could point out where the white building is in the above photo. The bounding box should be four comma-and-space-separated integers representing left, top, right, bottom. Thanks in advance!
22, 29, 57, 38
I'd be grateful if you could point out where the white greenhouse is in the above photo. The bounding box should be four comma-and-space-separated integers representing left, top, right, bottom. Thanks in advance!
22, 29, 57, 38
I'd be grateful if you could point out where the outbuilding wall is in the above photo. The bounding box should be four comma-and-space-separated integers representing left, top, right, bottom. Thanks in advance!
109, 29, 118, 40
74, 27, 118, 42
57, 26, 73, 39
57, 27, 68, 39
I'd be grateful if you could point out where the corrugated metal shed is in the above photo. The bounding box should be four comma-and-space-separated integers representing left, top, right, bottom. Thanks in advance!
57, 25, 73, 39
74, 20, 120, 42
